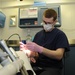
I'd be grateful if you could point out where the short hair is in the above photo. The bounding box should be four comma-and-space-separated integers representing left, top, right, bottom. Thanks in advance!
43, 9, 57, 21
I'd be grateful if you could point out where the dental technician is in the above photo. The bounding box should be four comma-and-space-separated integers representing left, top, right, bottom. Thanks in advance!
20, 9, 70, 75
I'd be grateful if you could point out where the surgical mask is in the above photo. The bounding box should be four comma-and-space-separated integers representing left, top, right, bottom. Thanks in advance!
43, 24, 53, 32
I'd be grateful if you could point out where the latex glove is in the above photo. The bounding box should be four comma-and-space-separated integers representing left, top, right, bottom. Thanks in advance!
19, 42, 39, 63
19, 42, 32, 57
19, 42, 27, 50
25, 42, 43, 53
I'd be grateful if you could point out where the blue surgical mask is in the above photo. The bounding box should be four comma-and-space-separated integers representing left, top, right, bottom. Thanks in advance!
43, 24, 53, 32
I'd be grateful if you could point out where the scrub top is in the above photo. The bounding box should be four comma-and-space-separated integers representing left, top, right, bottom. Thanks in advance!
33, 28, 70, 69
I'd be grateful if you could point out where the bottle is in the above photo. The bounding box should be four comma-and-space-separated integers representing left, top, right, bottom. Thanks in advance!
26, 29, 32, 43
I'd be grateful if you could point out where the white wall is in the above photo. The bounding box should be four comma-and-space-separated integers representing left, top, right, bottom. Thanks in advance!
60, 4, 75, 40
0, 0, 75, 41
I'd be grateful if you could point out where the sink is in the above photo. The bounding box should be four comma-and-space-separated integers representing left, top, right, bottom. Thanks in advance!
5, 40, 20, 47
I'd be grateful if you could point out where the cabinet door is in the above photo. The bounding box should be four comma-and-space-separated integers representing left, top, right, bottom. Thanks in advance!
19, 7, 41, 28
38, 8, 47, 25
64, 47, 75, 75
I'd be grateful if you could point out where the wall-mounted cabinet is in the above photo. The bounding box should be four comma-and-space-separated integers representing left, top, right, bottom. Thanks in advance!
19, 6, 61, 28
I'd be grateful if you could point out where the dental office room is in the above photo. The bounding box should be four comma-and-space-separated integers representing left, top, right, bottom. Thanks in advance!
0, 0, 75, 75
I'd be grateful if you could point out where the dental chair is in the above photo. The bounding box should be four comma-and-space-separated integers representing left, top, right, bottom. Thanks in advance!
0, 40, 36, 75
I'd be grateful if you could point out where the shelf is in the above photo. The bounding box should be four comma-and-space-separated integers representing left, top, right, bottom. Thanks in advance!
20, 18, 37, 25
19, 25, 43, 28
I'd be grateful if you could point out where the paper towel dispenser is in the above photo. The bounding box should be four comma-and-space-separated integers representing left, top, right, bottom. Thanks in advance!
0, 11, 6, 28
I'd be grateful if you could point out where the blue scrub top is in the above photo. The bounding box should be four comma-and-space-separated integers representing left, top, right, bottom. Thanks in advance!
33, 28, 70, 69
